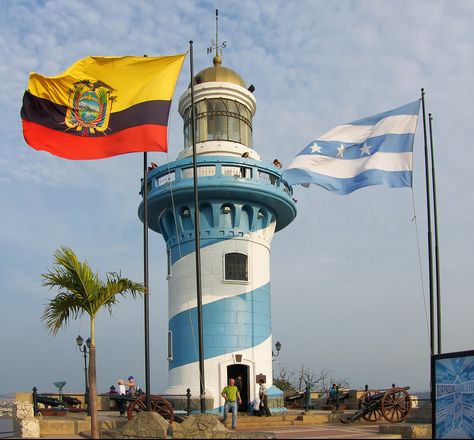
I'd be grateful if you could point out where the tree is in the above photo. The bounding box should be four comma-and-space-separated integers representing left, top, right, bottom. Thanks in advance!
275, 363, 351, 394
41, 246, 144, 439
296, 363, 329, 392
273, 365, 296, 394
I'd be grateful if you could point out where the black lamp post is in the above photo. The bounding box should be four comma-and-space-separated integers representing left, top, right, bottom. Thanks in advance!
76, 335, 91, 416
272, 341, 282, 359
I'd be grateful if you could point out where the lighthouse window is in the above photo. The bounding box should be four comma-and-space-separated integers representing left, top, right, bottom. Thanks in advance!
167, 248, 172, 278
167, 330, 173, 360
224, 252, 248, 281
183, 98, 253, 148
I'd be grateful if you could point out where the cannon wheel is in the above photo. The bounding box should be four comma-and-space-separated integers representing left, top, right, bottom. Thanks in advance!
358, 390, 383, 422
381, 387, 412, 423
127, 395, 174, 422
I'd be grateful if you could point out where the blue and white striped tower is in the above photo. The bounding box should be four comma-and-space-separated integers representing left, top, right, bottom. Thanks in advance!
139, 54, 296, 412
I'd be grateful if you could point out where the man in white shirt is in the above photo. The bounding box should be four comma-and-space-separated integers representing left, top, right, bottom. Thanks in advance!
117, 380, 127, 416
258, 379, 272, 417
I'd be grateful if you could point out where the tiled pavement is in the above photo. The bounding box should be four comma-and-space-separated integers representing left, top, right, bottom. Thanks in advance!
236, 424, 401, 439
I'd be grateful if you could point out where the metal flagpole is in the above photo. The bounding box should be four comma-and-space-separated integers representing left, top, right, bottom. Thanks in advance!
428, 113, 442, 354
421, 89, 435, 431
421, 89, 435, 356
143, 151, 151, 411
189, 40, 206, 413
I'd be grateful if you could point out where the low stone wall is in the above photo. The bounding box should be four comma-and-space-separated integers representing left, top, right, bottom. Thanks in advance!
16, 391, 118, 412
13, 402, 40, 438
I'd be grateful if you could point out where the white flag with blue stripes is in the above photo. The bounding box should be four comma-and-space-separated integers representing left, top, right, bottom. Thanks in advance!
282, 100, 421, 195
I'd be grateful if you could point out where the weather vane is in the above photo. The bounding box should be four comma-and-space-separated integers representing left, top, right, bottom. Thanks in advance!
207, 9, 227, 57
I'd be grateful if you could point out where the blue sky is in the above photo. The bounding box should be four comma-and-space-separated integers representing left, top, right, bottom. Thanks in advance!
1, 0, 473, 395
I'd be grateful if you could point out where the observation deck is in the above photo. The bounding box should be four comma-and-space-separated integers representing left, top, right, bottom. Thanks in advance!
138, 155, 297, 241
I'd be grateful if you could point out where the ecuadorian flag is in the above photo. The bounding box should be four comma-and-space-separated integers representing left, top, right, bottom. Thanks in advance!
21, 54, 186, 160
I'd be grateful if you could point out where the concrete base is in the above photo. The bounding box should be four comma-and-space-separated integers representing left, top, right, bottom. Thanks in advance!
406, 402, 431, 424
379, 423, 432, 439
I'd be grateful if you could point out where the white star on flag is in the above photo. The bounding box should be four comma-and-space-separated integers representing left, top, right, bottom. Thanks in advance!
336, 144, 345, 158
359, 142, 371, 156
282, 99, 421, 195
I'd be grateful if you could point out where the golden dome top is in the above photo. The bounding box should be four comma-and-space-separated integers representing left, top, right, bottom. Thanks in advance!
191, 56, 246, 88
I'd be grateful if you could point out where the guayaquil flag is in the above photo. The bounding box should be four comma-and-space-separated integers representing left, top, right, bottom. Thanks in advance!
282, 100, 421, 195
21, 54, 186, 160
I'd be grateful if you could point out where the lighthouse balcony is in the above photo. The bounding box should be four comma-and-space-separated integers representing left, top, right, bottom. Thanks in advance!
139, 155, 297, 235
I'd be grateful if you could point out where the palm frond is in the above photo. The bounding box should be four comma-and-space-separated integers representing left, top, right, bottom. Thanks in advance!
93, 273, 145, 315
42, 291, 85, 335
41, 246, 144, 334
42, 246, 102, 317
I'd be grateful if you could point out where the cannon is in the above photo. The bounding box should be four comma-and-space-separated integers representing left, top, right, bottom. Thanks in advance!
110, 394, 175, 422
36, 394, 81, 408
341, 385, 412, 424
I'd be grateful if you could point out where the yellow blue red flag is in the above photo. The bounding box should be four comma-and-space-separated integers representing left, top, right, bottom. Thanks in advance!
21, 54, 186, 160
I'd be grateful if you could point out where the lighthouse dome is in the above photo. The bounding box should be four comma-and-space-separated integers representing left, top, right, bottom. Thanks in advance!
191, 55, 246, 88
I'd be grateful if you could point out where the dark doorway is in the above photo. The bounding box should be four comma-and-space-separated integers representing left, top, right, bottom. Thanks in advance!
227, 364, 249, 412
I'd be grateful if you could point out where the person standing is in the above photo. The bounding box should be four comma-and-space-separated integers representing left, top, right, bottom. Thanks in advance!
123, 376, 137, 395
258, 379, 272, 417
116, 380, 127, 416
235, 375, 243, 411
221, 378, 242, 430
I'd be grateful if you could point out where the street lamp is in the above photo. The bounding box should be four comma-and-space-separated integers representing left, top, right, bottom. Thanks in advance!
76, 335, 91, 416
272, 341, 282, 359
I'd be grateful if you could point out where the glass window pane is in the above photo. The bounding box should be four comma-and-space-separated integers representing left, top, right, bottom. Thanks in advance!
229, 115, 240, 141
225, 253, 248, 281
214, 115, 227, 139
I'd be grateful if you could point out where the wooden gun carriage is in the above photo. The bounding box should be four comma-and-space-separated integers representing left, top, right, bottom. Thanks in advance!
109, 393, 175, 421
341, 385, 412, 424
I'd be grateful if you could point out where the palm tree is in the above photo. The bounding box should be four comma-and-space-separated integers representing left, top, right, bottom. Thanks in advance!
41, 246, 144, 439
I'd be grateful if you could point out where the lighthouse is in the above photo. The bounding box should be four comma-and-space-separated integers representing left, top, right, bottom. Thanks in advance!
139, 51, 296, 412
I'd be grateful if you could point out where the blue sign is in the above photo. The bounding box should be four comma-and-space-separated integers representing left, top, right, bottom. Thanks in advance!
434, 350, 474, 438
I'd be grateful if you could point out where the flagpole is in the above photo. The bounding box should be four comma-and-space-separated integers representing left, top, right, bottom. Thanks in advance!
428, 113, 441, 354
421, 89, 435, 356
143, 151, 151, 411
189, 40, 206, 413
421, 89, 436, 432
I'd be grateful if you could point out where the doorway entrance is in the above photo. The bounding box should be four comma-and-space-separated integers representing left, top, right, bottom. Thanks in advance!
227, 364, 249, 412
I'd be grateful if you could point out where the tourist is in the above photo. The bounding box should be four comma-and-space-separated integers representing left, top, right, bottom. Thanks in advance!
240, 152, 249, 177
235, 375, 243, 393
235, 375, 243, 411
270, 159, 282, 184
116, 380, 127, 416
258, 379, 272, 417
221, 378, 242, 430
122, 376, 137, 396
328, 383, 338, 405
250, 397, 262, 416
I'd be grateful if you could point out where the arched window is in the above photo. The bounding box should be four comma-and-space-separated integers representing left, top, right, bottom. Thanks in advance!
224, 252, 248, 281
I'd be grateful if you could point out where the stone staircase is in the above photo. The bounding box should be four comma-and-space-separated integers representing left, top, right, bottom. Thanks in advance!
220, 411, 348, 428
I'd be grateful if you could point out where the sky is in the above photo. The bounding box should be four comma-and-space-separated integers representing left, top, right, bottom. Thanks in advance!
1, 0, 473, 397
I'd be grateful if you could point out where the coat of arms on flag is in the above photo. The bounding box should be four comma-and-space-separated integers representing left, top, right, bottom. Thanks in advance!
65, 80, 116, 135
21, 54, 185, 160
